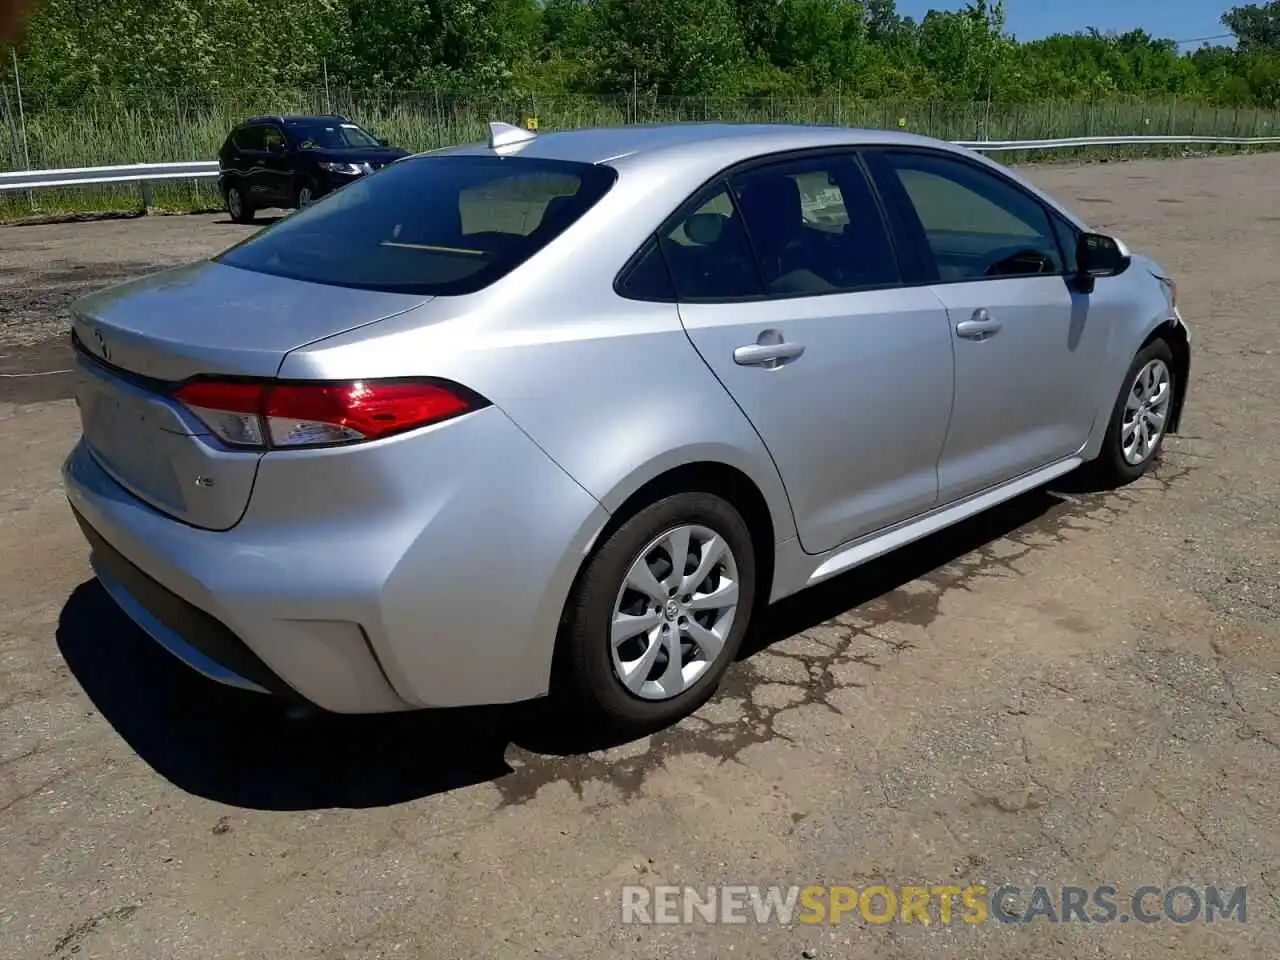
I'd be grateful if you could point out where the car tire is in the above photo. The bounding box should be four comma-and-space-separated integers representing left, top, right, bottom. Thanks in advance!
294, 178, 319, 209
224, 182, 255, 224
1090, 338, 1177, 487
555, 492, 757, 736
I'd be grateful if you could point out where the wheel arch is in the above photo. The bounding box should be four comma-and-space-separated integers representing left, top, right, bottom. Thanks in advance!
1085, 310, 1190, 461
1140, 318, 1190, 434
561, 458, 783, 644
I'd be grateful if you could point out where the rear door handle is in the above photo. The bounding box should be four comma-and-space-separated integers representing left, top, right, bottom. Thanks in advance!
733, 342, 806, 367
955, 309, 1003, 341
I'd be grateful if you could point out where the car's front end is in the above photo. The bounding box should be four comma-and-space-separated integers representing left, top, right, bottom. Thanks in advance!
310, 152, 407, 196
1128, 253, 1191, 434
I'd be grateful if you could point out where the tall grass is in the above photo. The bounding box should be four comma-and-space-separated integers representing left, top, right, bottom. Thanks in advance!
3, 87, 1279, 219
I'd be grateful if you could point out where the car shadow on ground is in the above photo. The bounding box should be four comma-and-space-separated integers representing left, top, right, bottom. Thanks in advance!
57, 482, 1084, 812
209, 215, 285, 227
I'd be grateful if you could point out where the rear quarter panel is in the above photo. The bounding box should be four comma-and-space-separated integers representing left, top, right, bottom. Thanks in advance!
280, 293, 799, 552
277, 160, 800, 551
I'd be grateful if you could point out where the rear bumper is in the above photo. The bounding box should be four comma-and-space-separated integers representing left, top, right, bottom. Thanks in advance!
62, 406, 610, 713
73, 507, 296, 698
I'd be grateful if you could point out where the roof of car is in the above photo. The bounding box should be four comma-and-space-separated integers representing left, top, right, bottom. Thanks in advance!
242, 114, 352, 127
417, 122, 963, 168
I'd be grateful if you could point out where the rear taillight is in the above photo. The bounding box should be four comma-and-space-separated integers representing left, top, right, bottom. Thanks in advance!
173, 378, 482, 450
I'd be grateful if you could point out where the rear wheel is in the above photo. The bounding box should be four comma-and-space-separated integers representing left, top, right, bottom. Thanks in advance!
555, 492, 756, 735
224, 182, 255, 224
1091, 338, 1176, 486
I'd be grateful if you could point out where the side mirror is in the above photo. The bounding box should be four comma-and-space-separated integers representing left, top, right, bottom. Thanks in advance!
377, 138, 389, 147
1074, 232, 1130, 293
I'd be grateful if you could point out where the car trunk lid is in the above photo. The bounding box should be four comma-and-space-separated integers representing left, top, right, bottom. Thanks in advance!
70, 261, 432, 530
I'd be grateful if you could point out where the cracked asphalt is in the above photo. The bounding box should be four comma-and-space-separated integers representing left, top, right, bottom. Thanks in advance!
1, 155, 1278, 959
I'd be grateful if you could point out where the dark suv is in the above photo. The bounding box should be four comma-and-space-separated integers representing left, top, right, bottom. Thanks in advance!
217, 115, 411, 223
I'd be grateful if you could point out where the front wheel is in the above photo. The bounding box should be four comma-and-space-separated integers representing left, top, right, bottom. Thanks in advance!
295, 179, 319, 209
1091, 338, 1177, 486
555, 493, 757, 736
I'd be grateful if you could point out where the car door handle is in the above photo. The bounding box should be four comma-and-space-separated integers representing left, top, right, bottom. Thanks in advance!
733, 342, 806, 367
955, 310, 1003, 341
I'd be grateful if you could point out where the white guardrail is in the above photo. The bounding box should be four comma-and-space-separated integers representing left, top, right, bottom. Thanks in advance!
2, 134, 1280, 194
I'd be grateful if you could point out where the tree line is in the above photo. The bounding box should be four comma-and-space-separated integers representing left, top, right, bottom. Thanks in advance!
8, 0, 1280, 106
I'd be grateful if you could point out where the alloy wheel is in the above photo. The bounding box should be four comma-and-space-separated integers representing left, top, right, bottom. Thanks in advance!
1121, 357, 1172, 465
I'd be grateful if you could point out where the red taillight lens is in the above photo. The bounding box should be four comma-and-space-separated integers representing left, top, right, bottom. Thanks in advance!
174, 378, 481, 450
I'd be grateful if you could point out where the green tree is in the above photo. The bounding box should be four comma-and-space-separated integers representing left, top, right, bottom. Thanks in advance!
1223, 1, 1280, 52
582, 0, 748, 95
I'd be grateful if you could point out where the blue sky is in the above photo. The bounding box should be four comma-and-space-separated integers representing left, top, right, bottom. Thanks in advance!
897, 0, 1236, 47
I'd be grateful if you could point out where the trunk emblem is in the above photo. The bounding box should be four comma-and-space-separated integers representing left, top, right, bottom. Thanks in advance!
194, 475, 217, 488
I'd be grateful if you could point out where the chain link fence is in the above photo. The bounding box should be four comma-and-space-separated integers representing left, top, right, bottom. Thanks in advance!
4, 87, 1280, 216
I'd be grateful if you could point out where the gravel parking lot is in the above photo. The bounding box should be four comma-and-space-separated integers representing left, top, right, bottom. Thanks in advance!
1, 154, 1277, 959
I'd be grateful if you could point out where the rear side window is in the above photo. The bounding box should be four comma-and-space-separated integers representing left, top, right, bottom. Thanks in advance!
617, 238, 676, 300
232, 126, 264, 150
215, 156, 618, 296
729, 155, 899, 295
657, 183, 763, 300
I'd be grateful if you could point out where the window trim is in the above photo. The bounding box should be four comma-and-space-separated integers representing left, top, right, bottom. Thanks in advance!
613, 146, 914, 305
860, 145, 1079, 288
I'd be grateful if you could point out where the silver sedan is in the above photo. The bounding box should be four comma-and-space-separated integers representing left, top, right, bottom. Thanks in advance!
63, 121, 1190, 735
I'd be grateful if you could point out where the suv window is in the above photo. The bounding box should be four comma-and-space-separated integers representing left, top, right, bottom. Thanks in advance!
730, 156, 899, 295
232, 125, 264, 151
215, 155, 617, 296
290, 121, 381, 150
261, 125, 287, 152
879, 151, 1063, 282
657, 184, 763, 300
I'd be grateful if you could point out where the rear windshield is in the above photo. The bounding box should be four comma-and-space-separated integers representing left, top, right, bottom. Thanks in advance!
215, 155, 618, 296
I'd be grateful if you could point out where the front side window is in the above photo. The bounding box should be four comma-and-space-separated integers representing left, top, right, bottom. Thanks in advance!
215, 155, 617, 296
879, 151, 1063, 282
730, 155, 900, 296
290, 121, 382, 151
1052, 215, 1081, 274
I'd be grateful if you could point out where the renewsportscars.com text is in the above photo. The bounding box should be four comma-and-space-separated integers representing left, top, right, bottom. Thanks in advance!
621, 884, 1248, 926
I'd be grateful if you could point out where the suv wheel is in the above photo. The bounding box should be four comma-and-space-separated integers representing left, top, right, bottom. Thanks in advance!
295, 179, 318, 209
224, 183, 254, 224
555, 492, 756, 736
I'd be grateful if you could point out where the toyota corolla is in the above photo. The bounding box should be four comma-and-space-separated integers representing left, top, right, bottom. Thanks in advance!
63, 121, 1190, 734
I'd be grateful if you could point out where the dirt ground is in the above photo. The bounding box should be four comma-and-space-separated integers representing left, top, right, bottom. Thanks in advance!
0, 155, 1277, 959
